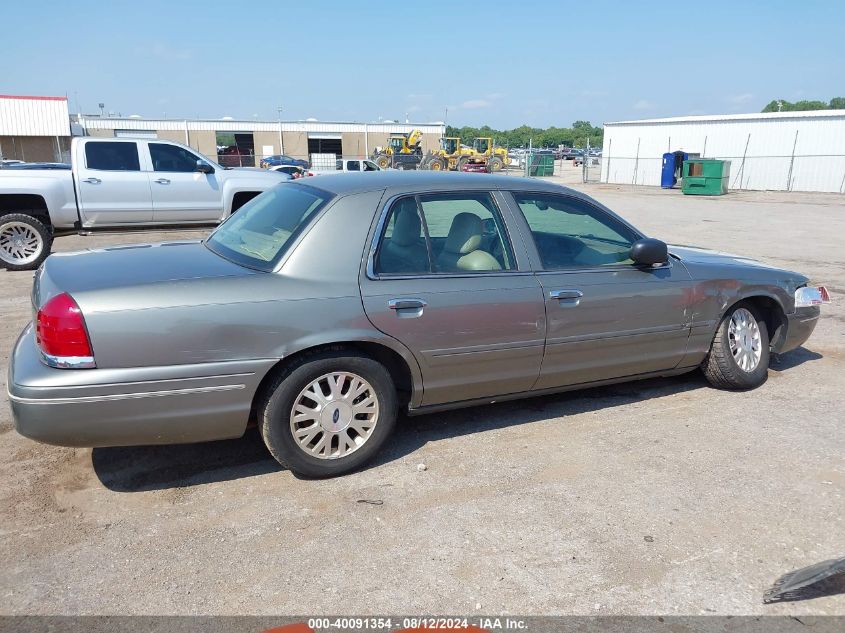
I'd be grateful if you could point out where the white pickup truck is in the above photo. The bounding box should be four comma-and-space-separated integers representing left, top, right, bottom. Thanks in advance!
0, 137, 289, 270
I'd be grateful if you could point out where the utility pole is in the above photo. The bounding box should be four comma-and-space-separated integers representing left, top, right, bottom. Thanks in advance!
277, 105, 285, 155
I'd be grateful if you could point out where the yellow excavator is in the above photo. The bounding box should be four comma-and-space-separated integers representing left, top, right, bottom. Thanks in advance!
469, 137, 510, 171
371, 129, 424, 169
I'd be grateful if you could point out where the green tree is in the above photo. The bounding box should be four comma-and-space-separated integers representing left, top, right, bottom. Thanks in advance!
762, 97, 844, 113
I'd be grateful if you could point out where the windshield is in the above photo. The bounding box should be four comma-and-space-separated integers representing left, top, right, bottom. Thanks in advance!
205, 184, 332, 271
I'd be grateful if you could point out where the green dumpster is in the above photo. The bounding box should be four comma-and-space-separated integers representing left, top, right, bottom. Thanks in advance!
682, 159, 730, 195
525, 152, 555, 177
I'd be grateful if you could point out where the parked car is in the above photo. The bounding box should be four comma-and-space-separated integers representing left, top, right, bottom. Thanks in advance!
0, 137, 289, 270
261, 154, 309, 169
335, 158, 381, 172
270, 164, 313, 178
8, 172, 828, 478
218, 146, 255, 168
460, 160, 491, 173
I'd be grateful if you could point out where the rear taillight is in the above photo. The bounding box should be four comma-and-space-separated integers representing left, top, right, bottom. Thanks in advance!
35, 292, 95, 368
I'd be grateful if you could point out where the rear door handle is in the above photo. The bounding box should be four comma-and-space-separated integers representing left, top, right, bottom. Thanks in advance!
82, 177, 101, 184
388, 298, 427, 310
549, 289, 583, 300
154, 178, 171, 185
550, 289, 583, 307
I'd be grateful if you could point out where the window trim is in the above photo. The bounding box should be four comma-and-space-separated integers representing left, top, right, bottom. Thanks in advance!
366, 190, 526, 280
83, 141, 142, 172
507, 190, 654, 273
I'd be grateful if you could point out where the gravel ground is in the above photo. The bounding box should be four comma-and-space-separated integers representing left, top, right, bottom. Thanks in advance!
0, 177, 843, 616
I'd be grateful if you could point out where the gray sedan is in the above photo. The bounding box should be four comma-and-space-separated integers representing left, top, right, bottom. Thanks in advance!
8, 172, 828, 477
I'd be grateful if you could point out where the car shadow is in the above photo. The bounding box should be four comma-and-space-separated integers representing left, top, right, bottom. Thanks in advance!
93, 372, 707, 492
770, 346, 823, 372
92, 430, 281, 492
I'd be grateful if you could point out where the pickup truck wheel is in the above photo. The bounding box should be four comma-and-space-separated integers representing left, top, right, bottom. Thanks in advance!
260, 350, 397, 478
702, 303, 769, 390
0, 214, 52, 271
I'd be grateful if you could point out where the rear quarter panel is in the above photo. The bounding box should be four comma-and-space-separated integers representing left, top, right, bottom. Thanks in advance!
0, 170, 79, 227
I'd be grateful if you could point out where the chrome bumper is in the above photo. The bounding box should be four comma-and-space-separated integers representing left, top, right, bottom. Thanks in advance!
8, 325, 277, 447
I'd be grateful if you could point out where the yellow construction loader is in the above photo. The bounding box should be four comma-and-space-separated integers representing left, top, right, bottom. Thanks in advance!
371, 129, 424, 169
421, 137, 483, 171
469, 137, 510, 171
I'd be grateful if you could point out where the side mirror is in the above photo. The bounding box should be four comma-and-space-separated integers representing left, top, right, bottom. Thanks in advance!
630, 238, 669, 266
196, 160, 214, 174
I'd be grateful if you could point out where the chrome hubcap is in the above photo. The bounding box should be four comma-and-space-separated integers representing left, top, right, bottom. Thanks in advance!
289, 372, 379, 460
0, 222, 43, 265
728, 308, 762, 372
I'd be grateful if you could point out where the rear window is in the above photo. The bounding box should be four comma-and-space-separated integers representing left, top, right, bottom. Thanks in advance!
85, 142, 140, 171
205, 184, 332, 271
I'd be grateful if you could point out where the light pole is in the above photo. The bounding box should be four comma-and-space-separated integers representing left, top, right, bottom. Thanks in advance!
277, 105, 285, 155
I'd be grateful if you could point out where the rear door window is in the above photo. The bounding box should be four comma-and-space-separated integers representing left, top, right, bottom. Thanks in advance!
374, 193, 514, 275
84, 142, 141, 171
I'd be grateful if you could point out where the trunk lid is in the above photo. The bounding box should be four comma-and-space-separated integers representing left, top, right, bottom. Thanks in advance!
33, 240, 255, 309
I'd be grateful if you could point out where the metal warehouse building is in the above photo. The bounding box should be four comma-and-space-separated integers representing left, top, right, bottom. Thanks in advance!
601, 110, 845, 193
0, 95, 71, 162
77, 116, 445, 168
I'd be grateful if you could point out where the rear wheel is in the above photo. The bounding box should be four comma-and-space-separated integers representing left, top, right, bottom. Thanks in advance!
488, 156, 504, 172
0, 213, 52, 271
259, 350, 397, 478
702, 303, 769, 390
375, 154, 391, 169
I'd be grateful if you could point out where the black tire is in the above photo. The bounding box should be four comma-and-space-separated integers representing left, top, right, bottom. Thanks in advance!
259, 349, 397, 478
702, 302, 769, 390
375, 154, 390, 169
0, 213, 53, 271
456, 157, 469, 172
428, 157, 446, 171
488, 156, 504, 172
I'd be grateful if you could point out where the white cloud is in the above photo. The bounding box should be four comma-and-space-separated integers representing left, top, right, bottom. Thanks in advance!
726, 93, 753, 104
633, 99, 654, 110
460, 99, 492, 109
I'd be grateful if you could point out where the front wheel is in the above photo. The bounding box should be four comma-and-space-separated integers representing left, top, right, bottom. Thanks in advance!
488, 156, 504, 171
259, 350, 397, 478
375, 154, 391, 169
702, 303, 769, 390
0, 213, 53, 271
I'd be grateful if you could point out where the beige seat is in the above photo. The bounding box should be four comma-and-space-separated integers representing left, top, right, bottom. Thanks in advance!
378, 200, 429, 273
436, 212, 502, 272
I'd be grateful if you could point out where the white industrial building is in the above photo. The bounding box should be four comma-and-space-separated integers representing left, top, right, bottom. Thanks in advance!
0, 95, 71, 162
601, 110, 845, 193
77, 116, 445, 167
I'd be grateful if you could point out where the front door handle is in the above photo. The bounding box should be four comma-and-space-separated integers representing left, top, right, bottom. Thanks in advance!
154, 178, 171, 185
550, 289, 583, 307
82, 177, 101, 184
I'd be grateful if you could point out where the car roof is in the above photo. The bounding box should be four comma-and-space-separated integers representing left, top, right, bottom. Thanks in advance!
298, 170, 578, 197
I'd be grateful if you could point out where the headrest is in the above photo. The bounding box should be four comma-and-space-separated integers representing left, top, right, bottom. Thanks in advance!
443, 212, 482, 255
391, 200, 422, 247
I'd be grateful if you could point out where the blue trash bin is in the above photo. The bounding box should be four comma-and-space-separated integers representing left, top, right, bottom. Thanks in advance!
661, 152, 676, 188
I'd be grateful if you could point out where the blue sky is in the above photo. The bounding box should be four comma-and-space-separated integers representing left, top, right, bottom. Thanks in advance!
4, 1, 843, 128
